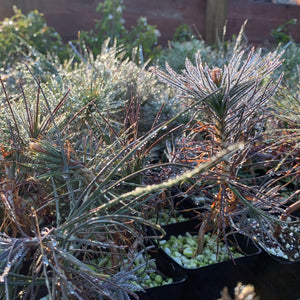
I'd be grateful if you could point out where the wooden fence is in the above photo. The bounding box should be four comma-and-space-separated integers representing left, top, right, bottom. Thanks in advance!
0, 0, 300, 45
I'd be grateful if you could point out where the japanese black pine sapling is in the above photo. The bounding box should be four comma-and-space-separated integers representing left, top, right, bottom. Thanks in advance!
0, 71, 167, 299
151, 47, 285, 250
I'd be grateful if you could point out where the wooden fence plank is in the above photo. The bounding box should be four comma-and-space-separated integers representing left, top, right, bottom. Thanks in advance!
206, 0, 228, 45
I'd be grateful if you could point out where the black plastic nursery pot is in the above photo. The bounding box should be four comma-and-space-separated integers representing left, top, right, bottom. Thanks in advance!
130, 247, 187, 300
156, 220, 262, 300
251, 251, 300, 300
134, 277, 186, 300
251, 208, 300, 299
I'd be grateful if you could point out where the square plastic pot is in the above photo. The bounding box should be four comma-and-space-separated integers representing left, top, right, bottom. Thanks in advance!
155, 220, 262, 299
133, 276, 186, 300
130, 248, 186, 300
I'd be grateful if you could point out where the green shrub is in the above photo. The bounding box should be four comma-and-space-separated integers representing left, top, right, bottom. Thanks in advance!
271, 18, 297, 44
76, 0, 161, 63
157, 39, 211, 72
173, 24, 195, 42
156, 22, 248, 72
0, 6, 68, 69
